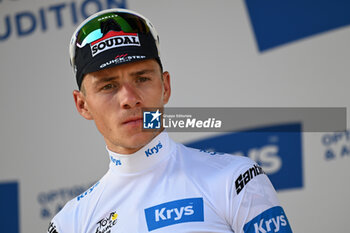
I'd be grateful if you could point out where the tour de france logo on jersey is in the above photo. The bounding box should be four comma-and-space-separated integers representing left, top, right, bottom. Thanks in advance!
95, 211, 118, 233
143, 109, 162, 129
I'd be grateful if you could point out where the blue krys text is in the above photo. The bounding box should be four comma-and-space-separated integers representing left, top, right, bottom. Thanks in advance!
145, 141, 162, 157
144, 198, 204, 231
243, 206, 292, 233
110, 156, 122, 166
77, 181, 100, 201
0, 0, 126, 42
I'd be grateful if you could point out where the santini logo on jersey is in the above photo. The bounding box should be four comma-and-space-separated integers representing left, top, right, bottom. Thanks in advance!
47, 221, 58, 233
90, 31, 140, 57
145, 141, 163, 157
235, 164, 265, 195
243, 206, 292, 233
144, 198, 204, 231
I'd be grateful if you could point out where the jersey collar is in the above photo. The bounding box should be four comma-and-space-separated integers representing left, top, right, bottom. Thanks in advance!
106, 131, 173, 174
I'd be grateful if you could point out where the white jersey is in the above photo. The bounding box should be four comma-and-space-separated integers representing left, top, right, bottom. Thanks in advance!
48, 132, 292, 233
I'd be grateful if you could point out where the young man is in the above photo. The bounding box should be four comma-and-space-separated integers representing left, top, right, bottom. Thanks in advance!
48, 8, 292, 233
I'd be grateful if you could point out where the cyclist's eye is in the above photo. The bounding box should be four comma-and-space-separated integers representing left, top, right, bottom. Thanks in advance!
102, 83, 116, 90
136, 77, 150, 83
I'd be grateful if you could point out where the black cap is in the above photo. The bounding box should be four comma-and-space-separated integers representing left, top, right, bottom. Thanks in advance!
75, 31, 160, 88
69, 9, 162, 89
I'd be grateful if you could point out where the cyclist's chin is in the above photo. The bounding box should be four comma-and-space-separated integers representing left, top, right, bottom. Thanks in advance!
124, 130, 159, 148
106, 130, 160, 154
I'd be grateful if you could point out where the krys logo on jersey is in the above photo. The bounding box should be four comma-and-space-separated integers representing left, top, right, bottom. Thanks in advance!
144, 198, 204, 231
37, 181, 98, 219
243, 206, 292, 233
145, 141, 163, 157
185, 123, 304, 191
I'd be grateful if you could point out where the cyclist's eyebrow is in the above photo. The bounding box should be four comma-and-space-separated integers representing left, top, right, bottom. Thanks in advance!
93, 76, 118, 86
90, 68, 156, 87
129, 69, 155, 77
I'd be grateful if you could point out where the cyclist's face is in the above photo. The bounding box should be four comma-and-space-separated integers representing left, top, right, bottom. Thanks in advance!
73, 59, 171, 154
